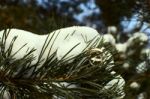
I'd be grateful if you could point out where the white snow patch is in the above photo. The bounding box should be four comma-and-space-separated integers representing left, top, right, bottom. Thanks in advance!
107, 26, 117, 34
130, 82, 140, 89
103, 72, 125, 99
115, 43, 127, 53
0, 26, 101, 65
103, 34, 116, 46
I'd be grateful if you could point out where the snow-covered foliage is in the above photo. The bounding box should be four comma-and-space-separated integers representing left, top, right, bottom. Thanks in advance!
140, 48, 150, 59
115, 43, 127, 53
0, 29, 46, 65
0, 26, 126, 98
127, 32, 148, 47
104, 75, 125, 90
103, 34, 116, 46
130, 82, 140, 89
136, 61, 147, 74
107, 26, 117, 34
103, 71, 125, 99
113, 31, 148, 60
2, 90, 10, 99
0, 26, 101, 65
122, 62, 130, 69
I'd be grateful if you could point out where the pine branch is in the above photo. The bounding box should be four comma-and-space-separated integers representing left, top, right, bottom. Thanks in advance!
0, 29, 124, 99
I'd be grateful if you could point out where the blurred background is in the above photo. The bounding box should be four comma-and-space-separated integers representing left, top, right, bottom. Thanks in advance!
1, 0, 150, 98
0, 0, 150, 35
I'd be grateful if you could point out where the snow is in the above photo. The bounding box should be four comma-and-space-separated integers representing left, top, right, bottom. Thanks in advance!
127, 32, 148, 47
122, 62, 130, 69
137, 92, 146, 99
103, 71, 125, 98
141, 48, 150, 57
0, 29, 45, 63
53, 82, 76, 88
0, 26, 102, 78
104, 75, 125, 90
107, 26, 117, 34
130, 82, 140, 89
0, 26, 124, 98
136, 61, 147, 74
120, 13, 150, 47
0, 26, 101, 65
115, 43, 127, 53
56, 35, 87, 60
54, 26, 101, 60
103, 34, 116, 46
134, 32, 148, 42
2, 90, 10, 99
